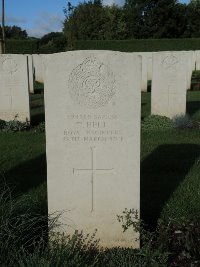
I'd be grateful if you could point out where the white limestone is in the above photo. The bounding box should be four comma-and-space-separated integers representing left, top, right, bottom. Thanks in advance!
195, 50, 200, 70
0, 54, 30, 122
44, 51, 141, 248
146, 52, 153, 81
151, 51, 187, 118
133, 52, 148, 92
185, 51, 196, 90
27, 55, 34, 93
32, 54, 44, 83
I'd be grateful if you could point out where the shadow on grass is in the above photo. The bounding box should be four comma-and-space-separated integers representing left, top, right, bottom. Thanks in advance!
4, 154, 47, 194
186, 101, 200, 117
30, 93, 45, 126
31, 112, 45, 126
141, 144, 200, 230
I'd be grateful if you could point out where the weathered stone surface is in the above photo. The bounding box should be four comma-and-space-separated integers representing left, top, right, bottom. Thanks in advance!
145, 52, 153, 81
44, 51, 141, 248
133, 52, 148, 92
195, 50, 200, 71
0, 54, 30, 122
27, 55, 34, 93
185, 51, 196, 90
151, 51, 187, 118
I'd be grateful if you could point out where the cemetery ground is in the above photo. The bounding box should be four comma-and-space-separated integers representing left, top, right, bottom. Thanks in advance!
0, 87, 200, 266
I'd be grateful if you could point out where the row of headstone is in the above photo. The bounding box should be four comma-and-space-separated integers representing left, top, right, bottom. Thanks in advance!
1, 50, 200, 123
0, 50, 199, 248
42, 50, 200, 248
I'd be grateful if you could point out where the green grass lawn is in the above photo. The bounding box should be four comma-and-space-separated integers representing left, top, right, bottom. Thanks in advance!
0, 89, 199, 231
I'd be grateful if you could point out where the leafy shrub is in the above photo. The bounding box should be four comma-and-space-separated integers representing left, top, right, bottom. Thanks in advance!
192, 70, 200, 79
36, 122, 45, 133
115, 209, 169, 267
116, 209, 200, 267
158, 218, 200, 267
141, 115, 173, 130
3, 115, 30, 132
173, 114, 194, 129
0, 119, 6, 129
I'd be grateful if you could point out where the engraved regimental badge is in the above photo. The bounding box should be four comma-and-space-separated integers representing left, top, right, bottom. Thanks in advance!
69, 57, 116, 109
2, 56, 18, 75
162, 55, 178, 70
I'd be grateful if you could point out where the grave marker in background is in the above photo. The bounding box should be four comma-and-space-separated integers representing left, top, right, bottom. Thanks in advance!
151, 51, 187, 118
134, 52, 148, 92
44, 51, 141, 248
185, 51, 196, 90
0, 54, 30, 122
27, 55, 34, 93
195, 50, 200, 70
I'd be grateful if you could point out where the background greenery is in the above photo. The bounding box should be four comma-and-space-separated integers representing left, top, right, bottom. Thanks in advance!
5, 38, 200, 54
3, 0, 200, 54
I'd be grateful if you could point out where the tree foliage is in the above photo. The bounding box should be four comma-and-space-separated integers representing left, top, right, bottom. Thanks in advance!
63, 0, 200, 46
0, 25, 28, 39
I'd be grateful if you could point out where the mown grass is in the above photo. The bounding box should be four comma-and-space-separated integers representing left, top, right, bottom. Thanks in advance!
0, 90, 199, 227
0, 87, 199, 266
141, 91, 200, 228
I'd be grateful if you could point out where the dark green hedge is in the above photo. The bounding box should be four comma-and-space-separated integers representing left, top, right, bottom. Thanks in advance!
6, 39, 39, 54
5, 38, 200, 54
74, 39, 200, 52
5, 39, 67, 54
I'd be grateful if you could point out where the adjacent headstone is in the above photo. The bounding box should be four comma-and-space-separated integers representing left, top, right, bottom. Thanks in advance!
195, 50, 200, 71
0, 54, 30, 122
146, 52, 153, 81
151, 51, 187, 118
185, 51, 196, 90
32, 54, 44, 83
133, 52, 148, 92
27, 55, 34, 93
44, 51, 141, 248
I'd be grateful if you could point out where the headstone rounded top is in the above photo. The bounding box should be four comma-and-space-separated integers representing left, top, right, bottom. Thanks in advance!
68, 57, 116, 109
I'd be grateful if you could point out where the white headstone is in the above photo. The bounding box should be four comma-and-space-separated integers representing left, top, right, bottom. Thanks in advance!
185, 51, 196, 90
133, 52, 148, 92
195, 50, 200, 71
146, 52, 153, 81
0, 54, 30, 122
44, 51, 141, 248
32, 54, 44, 83
27, 55, 34, 93
151, 51, 187, 118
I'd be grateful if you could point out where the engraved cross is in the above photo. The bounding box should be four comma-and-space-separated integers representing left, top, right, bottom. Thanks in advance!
5, 88, 13, 109
73, 146, 114, 212
163, 84, 178, 111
